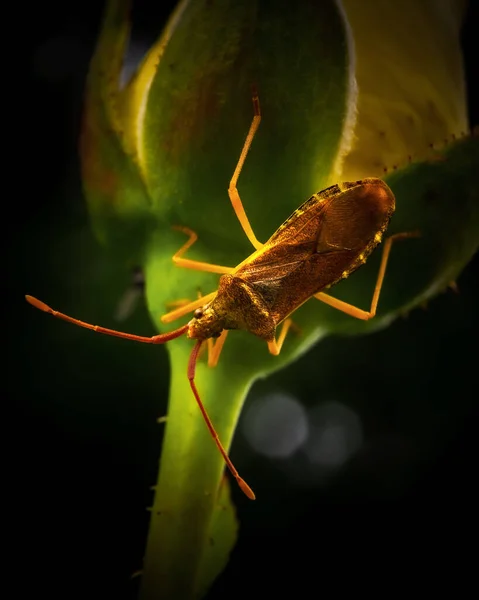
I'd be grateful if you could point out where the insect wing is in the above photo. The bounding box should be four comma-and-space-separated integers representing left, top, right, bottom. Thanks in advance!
233, 180, 394, 324
314, 181, 395, 252
236, 185, 347, 285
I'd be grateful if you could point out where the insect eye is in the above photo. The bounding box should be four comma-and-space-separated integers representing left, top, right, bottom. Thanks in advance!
194, 308, 204, 319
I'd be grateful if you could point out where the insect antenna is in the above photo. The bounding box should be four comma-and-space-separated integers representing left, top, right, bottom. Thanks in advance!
25, 295, 189, 343
188, 340, 256, 500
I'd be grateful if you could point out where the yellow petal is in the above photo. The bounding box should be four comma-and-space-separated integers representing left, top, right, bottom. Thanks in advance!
340, 0, 469, 180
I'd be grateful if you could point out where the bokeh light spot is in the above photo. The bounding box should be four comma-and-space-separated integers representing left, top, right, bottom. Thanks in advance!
243, 393, 308, 458
304, 401, 363, 468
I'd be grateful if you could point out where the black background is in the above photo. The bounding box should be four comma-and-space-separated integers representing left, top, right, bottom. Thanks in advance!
10, 1, 478, 598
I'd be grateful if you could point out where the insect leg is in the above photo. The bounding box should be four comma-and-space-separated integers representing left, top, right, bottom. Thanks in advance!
165, 286, 205, 311
165, 298, 194, 310
314, 232, 420, 320
266, 318, 294, 355
228, 92, 264, 251
207, 329, 229, 367
161, 291, 217, 324
172, 226, 234, 274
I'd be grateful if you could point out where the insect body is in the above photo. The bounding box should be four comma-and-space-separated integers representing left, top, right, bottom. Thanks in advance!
187, 179, 395, 346
26, 93, 415, 500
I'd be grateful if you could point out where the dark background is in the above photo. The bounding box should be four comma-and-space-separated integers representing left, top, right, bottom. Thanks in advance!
10, 1, 477, 598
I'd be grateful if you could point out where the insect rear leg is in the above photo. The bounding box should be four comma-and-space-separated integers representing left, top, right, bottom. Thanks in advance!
314, 231, 420, 320
228, 91, 264, 251
172, 225, 234, 274
267, 318, 294, 356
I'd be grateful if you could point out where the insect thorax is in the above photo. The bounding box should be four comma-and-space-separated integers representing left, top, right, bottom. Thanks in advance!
210, 274, 277, 341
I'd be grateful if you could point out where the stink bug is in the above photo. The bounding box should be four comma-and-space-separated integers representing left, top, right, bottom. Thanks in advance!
26, 93, 417, 500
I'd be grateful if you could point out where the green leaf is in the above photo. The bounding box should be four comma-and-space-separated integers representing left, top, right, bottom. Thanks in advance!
314, 133, 479, 335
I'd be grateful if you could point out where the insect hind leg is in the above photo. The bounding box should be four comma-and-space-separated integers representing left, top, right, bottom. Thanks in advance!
315, 231, 420, 320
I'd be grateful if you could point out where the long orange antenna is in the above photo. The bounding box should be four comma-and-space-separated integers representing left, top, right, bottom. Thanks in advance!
25, 295, 188, 343
187, 340, 256, 500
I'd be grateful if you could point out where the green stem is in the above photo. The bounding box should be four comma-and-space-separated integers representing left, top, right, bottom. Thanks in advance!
139, 340, 253, 599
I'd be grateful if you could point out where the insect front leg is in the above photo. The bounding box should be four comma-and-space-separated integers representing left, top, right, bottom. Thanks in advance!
164, 287, 208, 319
315, 231, 420, 320
228, 91, 264, 251
206, 329, 229, 367
161, 291, 217, 324
165, 298, 195, 310
171, 225, 234, 274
